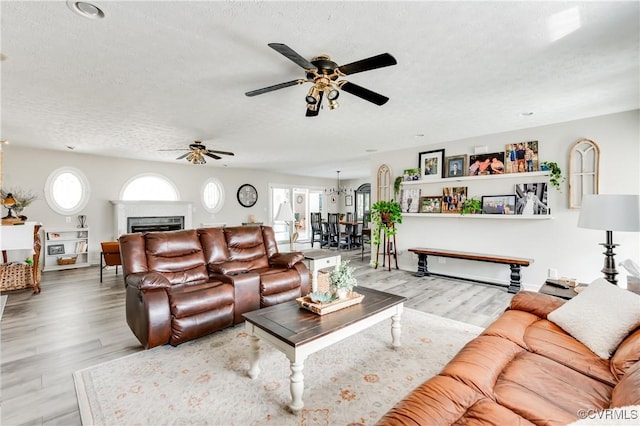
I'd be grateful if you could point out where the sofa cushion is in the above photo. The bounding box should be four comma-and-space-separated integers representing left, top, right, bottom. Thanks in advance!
224, 226, 270, 269
144, 230, 209, 284
547, 278, 640, 359
611, 361, 640, 408
168, 282, 234, 318
610, 328, 640, 380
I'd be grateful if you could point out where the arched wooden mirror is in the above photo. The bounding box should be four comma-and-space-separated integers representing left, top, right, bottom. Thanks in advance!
377, 164, 392, 201
569, 138, 600, 209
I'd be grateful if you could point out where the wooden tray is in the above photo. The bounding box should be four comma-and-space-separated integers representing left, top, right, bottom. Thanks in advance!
297, 292, 364, 315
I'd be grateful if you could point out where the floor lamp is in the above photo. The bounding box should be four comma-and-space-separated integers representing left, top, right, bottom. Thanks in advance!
577, 194, 640, 285
275, 201, 298, 251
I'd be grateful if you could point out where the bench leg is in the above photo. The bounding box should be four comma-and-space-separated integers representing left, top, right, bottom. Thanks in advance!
414, 253, 429, 277
508, 264, 522, 293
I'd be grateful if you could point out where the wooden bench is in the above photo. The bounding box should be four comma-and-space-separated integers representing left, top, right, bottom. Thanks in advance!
408, 248, 533, 293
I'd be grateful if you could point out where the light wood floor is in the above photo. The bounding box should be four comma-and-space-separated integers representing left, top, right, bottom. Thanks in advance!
1, 249, 513, 425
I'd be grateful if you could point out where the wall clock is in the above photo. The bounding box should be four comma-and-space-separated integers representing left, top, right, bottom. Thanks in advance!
237, 184, 258, 208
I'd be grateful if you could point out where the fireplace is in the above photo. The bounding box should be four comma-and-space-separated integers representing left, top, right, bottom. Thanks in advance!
111, 200, 193, 239
127, 216, 184, 233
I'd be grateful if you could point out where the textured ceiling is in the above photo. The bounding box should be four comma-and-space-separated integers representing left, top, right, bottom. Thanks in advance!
1, 1, 638, 179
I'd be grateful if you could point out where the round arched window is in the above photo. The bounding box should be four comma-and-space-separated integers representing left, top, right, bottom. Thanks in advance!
44, 167, 90, 215
201, 177, 225, 213
120, 173, 179, 201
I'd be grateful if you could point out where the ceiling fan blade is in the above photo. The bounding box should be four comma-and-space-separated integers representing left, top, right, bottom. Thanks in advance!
268, 43, 316, 70
158, 148, 188, 151
340, 81, 389, 106
176, 152, 190, 160
204, 152, 221, 160
208, 150, 234, 156
245, 79, 304, 97
305, 91, 323, 117
337, 53, 397, 76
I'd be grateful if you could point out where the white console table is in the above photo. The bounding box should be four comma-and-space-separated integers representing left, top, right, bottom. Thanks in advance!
0, 222, 42, 293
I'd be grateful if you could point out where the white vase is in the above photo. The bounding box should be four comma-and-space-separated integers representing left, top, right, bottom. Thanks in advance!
336, 288, 349, 299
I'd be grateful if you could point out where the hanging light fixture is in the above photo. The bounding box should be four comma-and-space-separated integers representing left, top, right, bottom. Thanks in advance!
324, 171, 353, 195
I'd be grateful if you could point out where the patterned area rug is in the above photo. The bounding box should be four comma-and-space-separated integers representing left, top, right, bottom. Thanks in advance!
74, 308, 482, 425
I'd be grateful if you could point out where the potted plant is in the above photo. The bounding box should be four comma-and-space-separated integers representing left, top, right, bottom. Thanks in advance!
393, 176, 403, 201
540, 161, 565, 191
370, 200, 403, 250
461, 197, 482, 215
329, 260, 357, 299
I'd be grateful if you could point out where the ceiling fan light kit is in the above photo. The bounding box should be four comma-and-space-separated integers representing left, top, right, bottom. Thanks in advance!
246, 43, 396, 117
158, 140, 235, 165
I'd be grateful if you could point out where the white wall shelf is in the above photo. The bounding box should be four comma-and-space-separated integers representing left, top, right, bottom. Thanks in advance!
43, 227, 90, 271
402, 213, 553, 220
400, 171, 549, 185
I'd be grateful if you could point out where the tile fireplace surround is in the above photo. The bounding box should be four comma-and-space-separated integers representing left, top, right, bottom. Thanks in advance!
111, 200, 193, 239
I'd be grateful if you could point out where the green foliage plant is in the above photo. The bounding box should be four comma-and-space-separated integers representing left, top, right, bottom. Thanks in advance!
540, 161, 565, 191
461, 198, 482, 215
370, 200, 403, 249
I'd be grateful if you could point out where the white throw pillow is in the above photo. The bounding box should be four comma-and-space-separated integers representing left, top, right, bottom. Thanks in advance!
547, 278, 640, 359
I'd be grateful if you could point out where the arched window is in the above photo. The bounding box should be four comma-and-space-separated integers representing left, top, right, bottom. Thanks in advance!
201, 177, 225, 213
44, 167, 90, 215
120, 173, 179, 201
355, 183, 371, 220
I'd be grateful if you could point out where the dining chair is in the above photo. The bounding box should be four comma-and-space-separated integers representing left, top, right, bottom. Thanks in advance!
310, 212, 323, 248
100, 241, 122, 283
327, 213, 340, 248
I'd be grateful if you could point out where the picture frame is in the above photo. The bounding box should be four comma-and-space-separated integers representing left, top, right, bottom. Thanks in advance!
468, 152, 505, 176
330, 195, 337, 204
445, 155, 467, 178
515, 182, 549, 215
345, 195, 353, 206
400, 188, 421, 213
402, 168, 421, 181
441, 186, 468, 214
48, 244, 65, 255
505, 141, 539, 173
419, 196, 442, 213
481, 195, 516, 215
418, 149, 445, 181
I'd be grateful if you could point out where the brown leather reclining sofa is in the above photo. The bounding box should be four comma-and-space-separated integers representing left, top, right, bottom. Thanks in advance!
119, 225, 310, 349
377, 291, 640, 425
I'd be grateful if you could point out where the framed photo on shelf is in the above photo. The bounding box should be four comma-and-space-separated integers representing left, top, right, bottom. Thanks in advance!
402, 168, 421, 181
515, 182, 549, 215
481, 195, 516, 215
505, 141, 539, 173
468, 152, 505, 176
345, 195, 353, 206
400, 188, 421, 213
47, 244, 65, 255
419, 196, 442, 213
418, 149, 445, 181
445, 155, 467, 178
441, 186, 467, 214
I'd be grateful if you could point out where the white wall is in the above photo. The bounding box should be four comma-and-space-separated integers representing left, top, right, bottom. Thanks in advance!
370, 110, 640, 290
1, 148, 334, 264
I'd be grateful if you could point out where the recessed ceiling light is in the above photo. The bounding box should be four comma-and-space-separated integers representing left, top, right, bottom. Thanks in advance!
414, 134, 425, 137
520, 112, 534, 117
365, 149, 377, 153
67, 1, 105, 19
66, 145, 75, 150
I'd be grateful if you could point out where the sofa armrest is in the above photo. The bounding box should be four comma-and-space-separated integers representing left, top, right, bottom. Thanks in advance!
510, 291, 566, 319
209, 261, 250, 275
125, 284, 171, 349
125, 272, 171, 291
269, 252, 305, 268
212, 272, 261, 324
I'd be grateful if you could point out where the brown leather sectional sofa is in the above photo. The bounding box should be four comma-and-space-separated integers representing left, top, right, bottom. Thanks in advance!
119, 226, 309, 349
377, 291, 640, 425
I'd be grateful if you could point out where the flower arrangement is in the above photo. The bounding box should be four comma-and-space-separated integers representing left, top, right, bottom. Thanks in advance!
1, 187, 38, 214
330, 260, 358, 298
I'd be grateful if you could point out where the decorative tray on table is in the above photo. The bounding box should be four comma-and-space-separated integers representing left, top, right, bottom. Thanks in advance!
296, 292, 364, 315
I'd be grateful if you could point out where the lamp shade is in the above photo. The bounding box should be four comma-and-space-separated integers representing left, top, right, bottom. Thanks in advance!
578, 194, 640, 232
275, 201, 295, 222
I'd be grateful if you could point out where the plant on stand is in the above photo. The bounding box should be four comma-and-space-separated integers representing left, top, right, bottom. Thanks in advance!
370, 200, 403, 265
540, 161, 565, 191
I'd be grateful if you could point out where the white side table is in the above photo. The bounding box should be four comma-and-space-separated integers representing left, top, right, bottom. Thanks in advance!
303, 250, 341, 293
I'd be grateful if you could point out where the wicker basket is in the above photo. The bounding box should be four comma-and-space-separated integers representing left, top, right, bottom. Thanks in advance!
57, 256, 78, 266
317, 270, 331, 293
0, 263, 34, 292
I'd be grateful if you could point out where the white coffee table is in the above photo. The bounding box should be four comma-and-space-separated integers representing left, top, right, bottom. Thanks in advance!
242, 287, 406, 414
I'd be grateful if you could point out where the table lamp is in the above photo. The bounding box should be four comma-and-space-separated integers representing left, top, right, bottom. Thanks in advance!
275, 201, 298, 251
2, 193, 17, 219
577, 194, 640, 284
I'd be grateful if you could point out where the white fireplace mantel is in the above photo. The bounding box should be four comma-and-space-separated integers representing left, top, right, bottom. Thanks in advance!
111, 200, 193, 239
